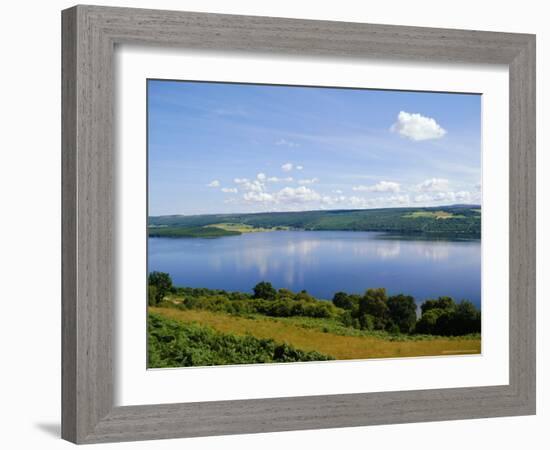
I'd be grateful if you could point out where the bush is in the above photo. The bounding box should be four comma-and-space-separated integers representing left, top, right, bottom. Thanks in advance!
147, 313, 334, 367
148, 285, 158, 306
416, 298, 480, 336
358, 313, 375, 331
253, 281, 277, 300
415, 308, 444, 334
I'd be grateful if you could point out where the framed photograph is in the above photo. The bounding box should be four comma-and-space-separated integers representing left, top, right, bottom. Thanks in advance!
62, 5, 536, 444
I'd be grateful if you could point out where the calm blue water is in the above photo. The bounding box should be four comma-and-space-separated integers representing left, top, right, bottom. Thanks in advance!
148, 231, 481, 307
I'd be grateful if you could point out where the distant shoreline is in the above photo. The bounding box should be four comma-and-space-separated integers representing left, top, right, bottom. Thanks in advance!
148, 205, 481, 240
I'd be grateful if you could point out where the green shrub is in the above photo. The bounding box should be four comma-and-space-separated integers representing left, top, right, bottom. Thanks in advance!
147, 313, 334, 367
148, 271, 172, 303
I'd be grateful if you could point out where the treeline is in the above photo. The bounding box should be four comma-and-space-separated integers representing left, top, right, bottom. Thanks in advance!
332, 289, 480, 336
148, 272, 480, 337
148, 205, 481, 238
148, 313, 333, 367
148, 226, 239, 238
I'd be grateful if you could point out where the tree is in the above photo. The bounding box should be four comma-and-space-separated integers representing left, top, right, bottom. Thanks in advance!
358, 288, 389, 330
417, 299, 480, 336
294, 290, 315, 302
447, 300, 481, 335
387, 294, 417, 333
332, 292, 354, 310
421, 296, 456, 315
253, 281, 276, 300
277, 288, 295, 301
148, 271, 172, 304
415, 308, 444, 334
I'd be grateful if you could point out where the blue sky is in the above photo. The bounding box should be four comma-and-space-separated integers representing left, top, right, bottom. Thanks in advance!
148, 80, 481, 216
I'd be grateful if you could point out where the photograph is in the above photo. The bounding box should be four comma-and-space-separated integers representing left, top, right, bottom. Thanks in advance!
146, 79, 482, 368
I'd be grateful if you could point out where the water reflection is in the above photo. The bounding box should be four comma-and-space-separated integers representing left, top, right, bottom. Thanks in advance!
148, 231, 481, 306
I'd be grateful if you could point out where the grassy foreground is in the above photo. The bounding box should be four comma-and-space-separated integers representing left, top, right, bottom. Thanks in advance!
149, 306, 481, 362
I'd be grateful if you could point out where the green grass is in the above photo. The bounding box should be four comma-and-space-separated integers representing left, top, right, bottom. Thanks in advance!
402, 211, 465, 220
205, 223, 289, 233
148, 312, 334, 367
150, 307, 481, 362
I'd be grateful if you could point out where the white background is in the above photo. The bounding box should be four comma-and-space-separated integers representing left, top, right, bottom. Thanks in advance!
0, 1, 546, 449
116, 48, 509, 405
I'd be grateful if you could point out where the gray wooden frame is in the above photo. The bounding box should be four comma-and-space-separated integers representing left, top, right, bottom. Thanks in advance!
62, 4, 536, 444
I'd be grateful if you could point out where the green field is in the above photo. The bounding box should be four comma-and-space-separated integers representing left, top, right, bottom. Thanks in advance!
148, 205, 481, 239
147, 275, 481, 368
149, 307, 480, 365
402, 210, 465, 219
204, 223, 289, 233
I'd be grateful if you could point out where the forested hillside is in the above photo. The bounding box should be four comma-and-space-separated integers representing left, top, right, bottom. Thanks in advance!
149, 205, 481, 238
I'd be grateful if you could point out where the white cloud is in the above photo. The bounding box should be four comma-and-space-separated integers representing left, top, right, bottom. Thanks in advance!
234, 178, 249, 184
242, 185, 321, 205
298, 177, 319, 185
276, 138, 299, 147
417, 178, 449, 192
207, 180, 220, 188
276, 186, 321, 203
281, 163, 293, 172
390, 111, 446, 141
296, 165, 304, 171
333, 189, 343, 194
347, 194, 410, 208
352, 181, 401, 193
240, 180, 265, 193
256, 173, 267, 181
221, 187, 238, 193
267, 176, 293, 183
413, 190, 472, 204
243, 191, 274, 202
455, 191, 472, 202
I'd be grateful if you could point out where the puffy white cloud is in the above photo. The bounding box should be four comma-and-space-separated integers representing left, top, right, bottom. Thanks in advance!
352, 181, 401, 193
333, 189, 343, 194
233, 178, 249, 184
281, 162, 293, 172
275, 138, 299, 147
207, 180, 220, 188
391, 111, 446, 141
298, 177, 319, 185
242, 180, 265, 193
276, 186, 321, 203
256, 173, 266, 181
296, 165, 304, 171
221, 187, 238, 193
267, 176, 293, 183
242, 185, 321, 205
417, 178, 449, 192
